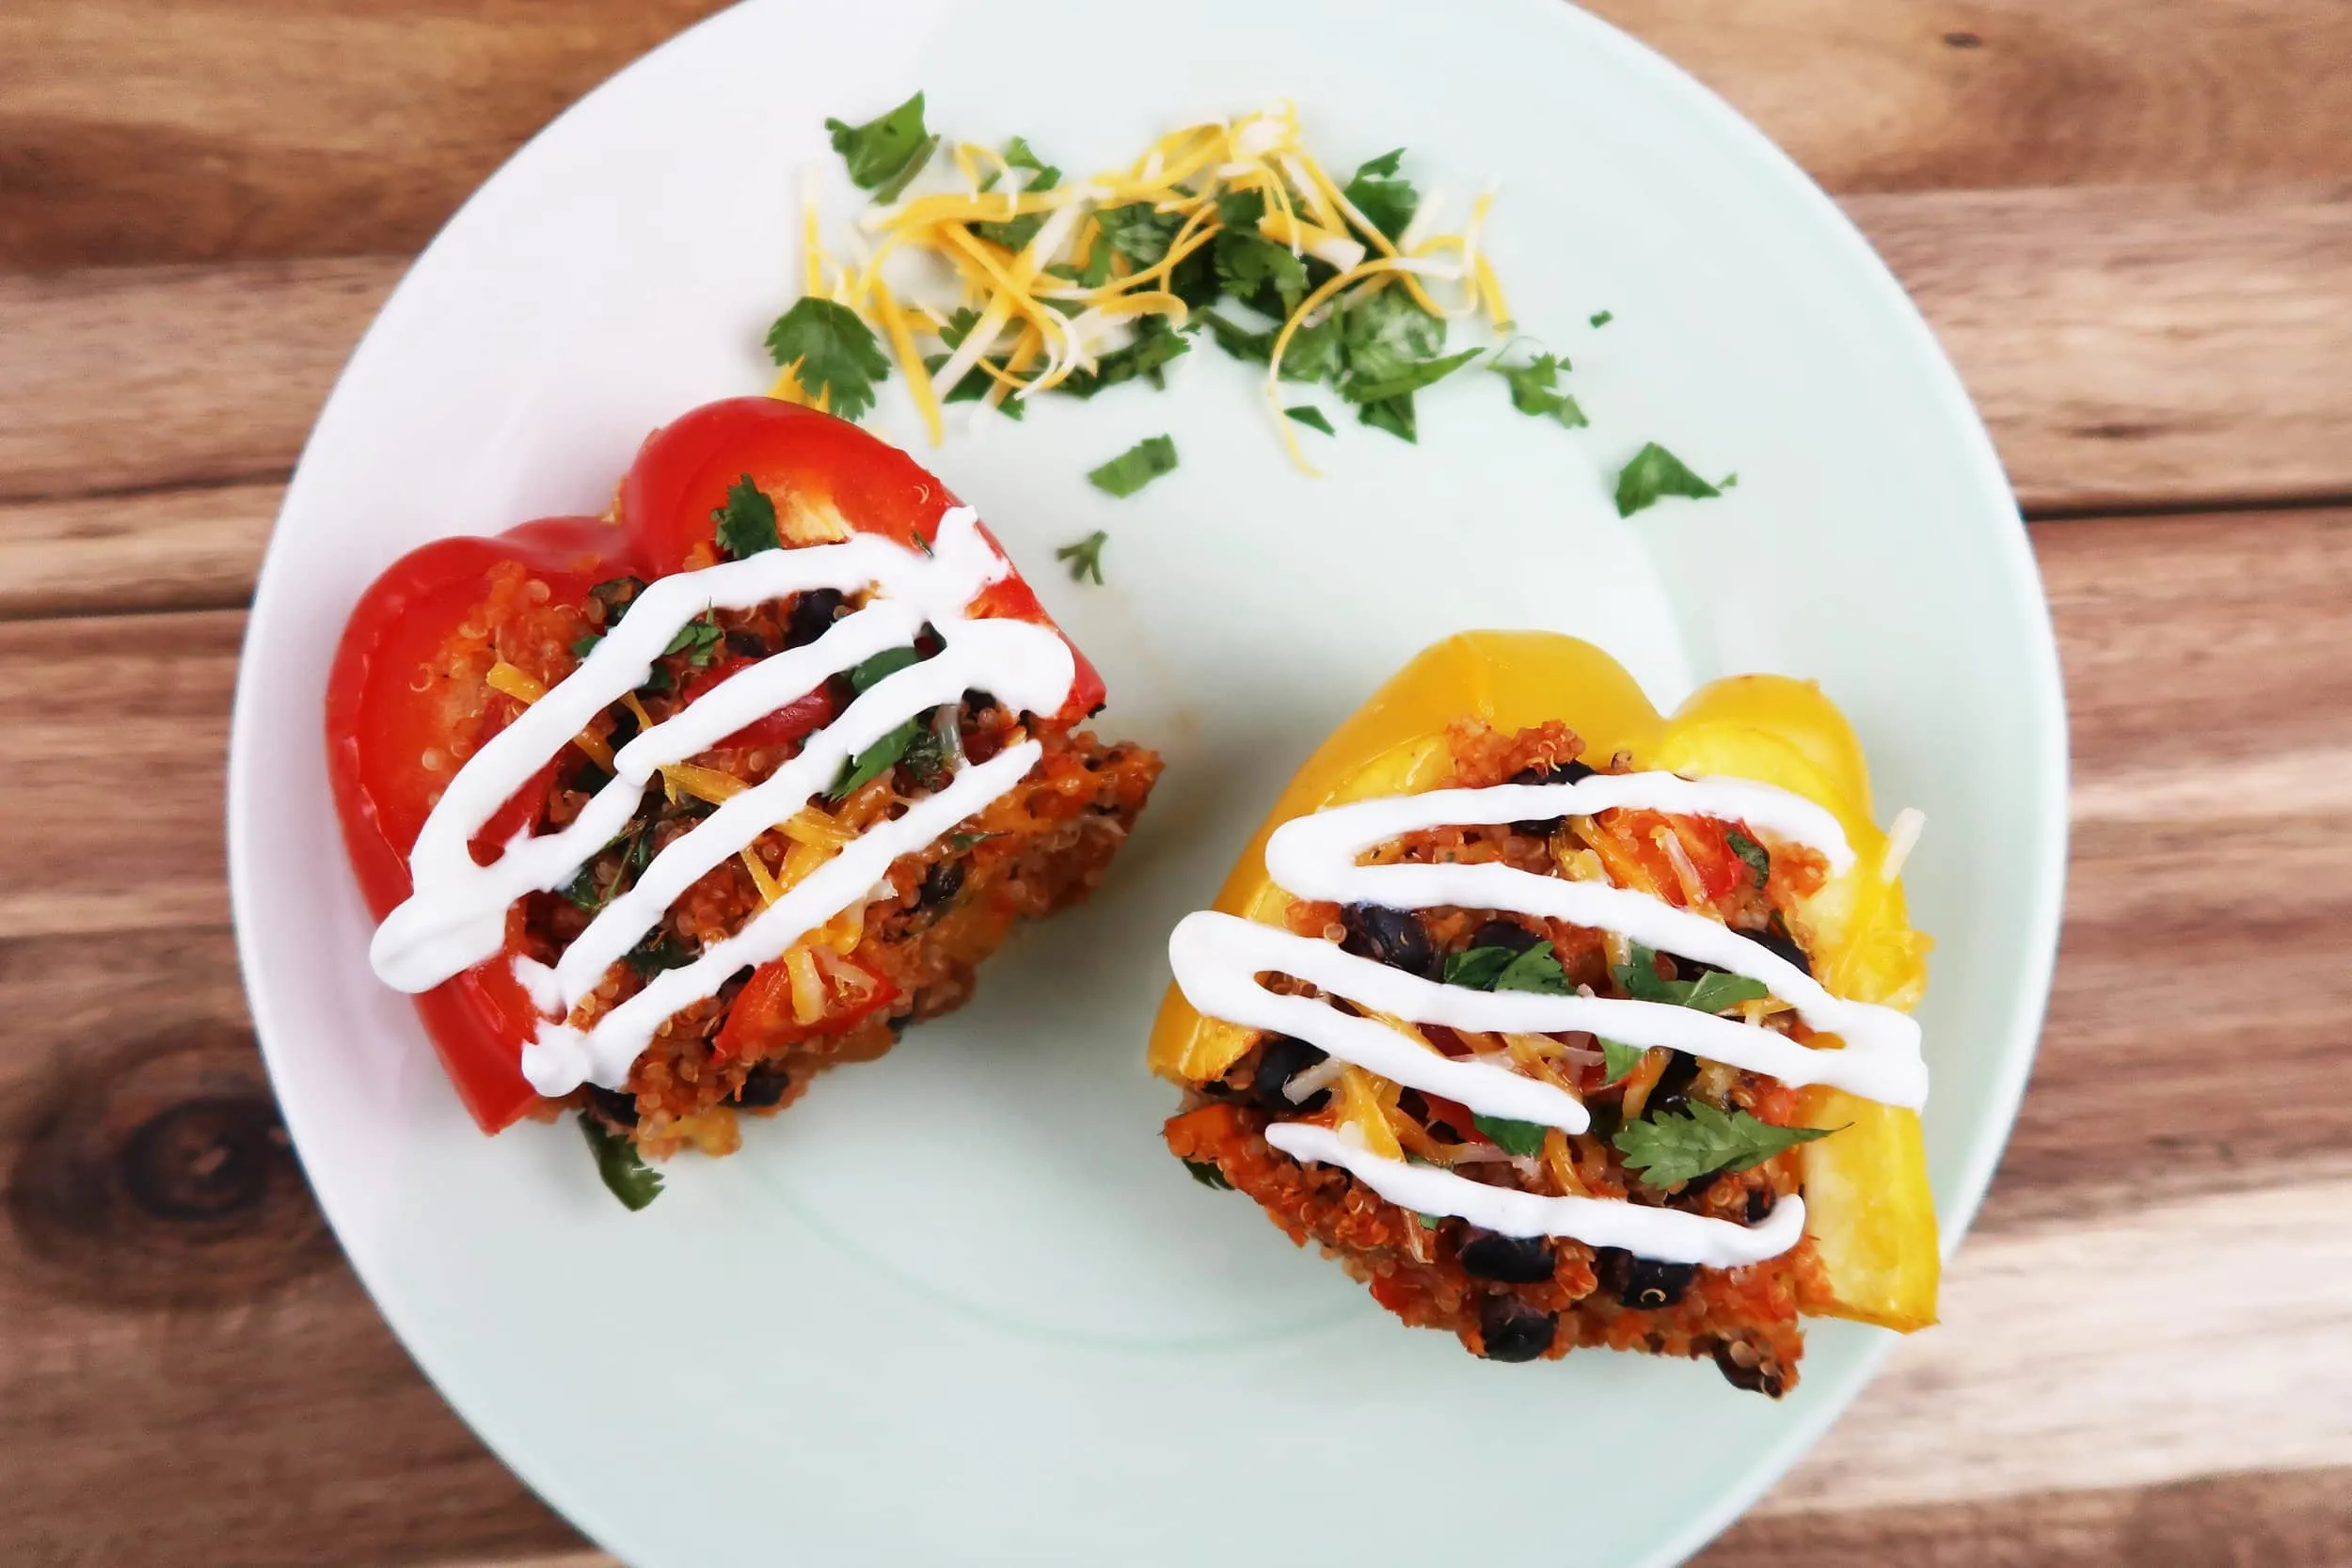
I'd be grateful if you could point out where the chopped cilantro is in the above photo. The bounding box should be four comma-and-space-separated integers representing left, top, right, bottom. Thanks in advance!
1096, 201, 1182, 265
977, 136, 1061, 251
579, 1114, 663, 1212
1612, 942, 1770, 1012
1213, 229, 1310, 318
571, 633, 603, 658
1358, 396, 1417, 441
835, 721, 921, 798
1416, 1211, 1443, 1230
766, 297, 891, 422
1599, 1038, 1649, 1085
624, 931, 694, 979
1613, 1102, 1836, 1192
1589, 309, 1613, 327
1726, 827, 1772, 884
1472, 1114, 1548, 1158
1197, 308, 1274, 362
1342, 148, 1418, 243
1443, 939, 1567, 994
1341, 288, 1447, 442
1284, 404, 1336, 436
1614, 441, 1723, 517
824, 92, 933, 192
1184, 1159, 1233, 1190
1056, 530, 1108, 584
589, 576, 644, 626
871, 133, 939, 203
1492, 350, 1588, 428
661, 616, 723, 666
1087, 435, 1179, 499
1341, 345, 1482, 405
946, 831, 1004, 851
1056, 315, 1189, 398
896, 706, 960, 793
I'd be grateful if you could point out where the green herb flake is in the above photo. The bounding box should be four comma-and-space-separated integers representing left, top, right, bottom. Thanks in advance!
1416, 1211, 1444, 1230
946, 831, 1005, 851
1184, 1159, 1234, 1190
1726, 827, 1772, 884
847, 645, 925, 693
1342, 345, 1482, 406
1087, 435, 1179, 499
766, 297, 892, 422
1611, 942, 1769, 1013
571, 633, 604, 658
706, 475, 776, 561
1342, 148, 1419, 243
824, 91, 933, 192
1284, 404, 1336, 436
1213, 230, 1310, 319
1589, 309, 1613, 327
624, 931, 694, 979
579, 1114, 664, 1212
977, 136, 1062, 251
1472, 1114, 1549, 1158
1491, 942, 1571, 995
1097, 201, 1182, 265
661, 616, 723, 666
1442, 945, 1516, 990
870, 133, 940, 204
834, 721, 921, 799
1614, 441, 1724, 517
1056, 530, 1109, 584
1493, 350, 1589, 429
1598, 1038, 1649, 1086
1057, 315, 1189, 399
1613, 1102, 1836, 1192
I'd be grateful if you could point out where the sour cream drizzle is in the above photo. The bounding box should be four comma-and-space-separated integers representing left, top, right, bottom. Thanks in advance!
369, 507, 1077, 1097
1167, 770, 1930, 1263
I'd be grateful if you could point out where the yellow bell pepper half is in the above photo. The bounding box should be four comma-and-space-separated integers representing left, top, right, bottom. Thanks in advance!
1147, 630, 1939, 1332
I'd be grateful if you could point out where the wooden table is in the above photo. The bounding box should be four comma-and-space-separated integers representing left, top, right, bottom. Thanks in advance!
6, 3, 2350, 1562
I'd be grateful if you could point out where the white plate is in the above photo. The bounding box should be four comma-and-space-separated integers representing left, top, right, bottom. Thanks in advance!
229, 0, 2067, 1562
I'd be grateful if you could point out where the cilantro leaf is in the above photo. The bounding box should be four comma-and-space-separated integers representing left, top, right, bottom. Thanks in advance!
661, 616, 723, 666
1612, 942, 1771, 1012
571, 633, 604, 658
870, 133, 939, 203
1614, 441, 1723, 517
976, 136, 1061, 251
1358, 395, 1418, 442
1599, 1038, 1649, 1085
847, 645, 925, 692
712, 474, 780, 559
835, 720, 922, 798
579, 1114, 663, 1211
1213, 230, 1310, 318
1613, 1102, 1836, 1191
1056, 530, 1108, 584
766, 298, 891, 421
945, 831, 1004, 851
1416, 1211, 1443, 1230
1284, 404, 1336, 436
1590, 309, 1614, 327
1281, 313, 1345, 382
895, 706, 959, 794
1491, 942, 1571, 995
1197, 308, 1274, 362
1001, 135, 1051, 175
1343, 148, 1419, 243
1056, 315, 1189, 398
1685, 971, 1771, 1013
1087, 435, 1179, 499
624, 931, 694, 979
1343, 284, 1445, 380
1442, 945, 1516, 990
1341, 346, 1481, 405
1097, 201, 1182, 265
1726, 827, 1772, 884
1184, 1159, 1233, 1190
1493, 351, 1589, 429
1472, 1114, 1548, 1158
824, 92, 933, 192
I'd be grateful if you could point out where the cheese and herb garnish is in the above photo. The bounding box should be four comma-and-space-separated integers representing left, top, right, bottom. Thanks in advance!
771, 94, 1727, 516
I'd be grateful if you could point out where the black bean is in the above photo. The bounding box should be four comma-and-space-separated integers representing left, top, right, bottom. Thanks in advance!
783, 588, 847, 648
1468, 919, 1541, 956
1748, 921, 1813, 976
1477, 1295, 1558, 1363
1595, 1245, 1697, 1309
918, 857, 966, 911
1458, 1227, 1556, 1284
1248, 1036, 1330, 1114
1712, 1338, 1788, 1398
1643, 1051, 1703, 1121
735, 1064, 791, 1108
1508, 759, 1596, 835
724, 627, 770, 659
1340, 903, 1438, 978
584, 1086, 638, 1129
1746, 1186, 1777, 1224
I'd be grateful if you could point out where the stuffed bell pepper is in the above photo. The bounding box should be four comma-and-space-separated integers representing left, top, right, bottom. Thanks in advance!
1152, 631, 1933, 1391
330, 397, 1162, 1203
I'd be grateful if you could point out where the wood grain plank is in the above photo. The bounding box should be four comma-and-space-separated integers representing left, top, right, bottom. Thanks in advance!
0, 259, 393, 504
1704, 1465, 2352, 1568
5, 183, 2351, 560
8, 0, 2352, 270
0, 480, 280, 619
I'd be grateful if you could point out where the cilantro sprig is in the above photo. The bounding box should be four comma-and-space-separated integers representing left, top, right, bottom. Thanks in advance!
714, 474, 781, 559
825, 92, 936, 195
1613, 1103, 1836, 1192
1342, 149, 1418, 243
580, 1115, 664, 1211
1443, 938, 1569, 995
767, 298, 891, 421
1613, 942, 1770, 1012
